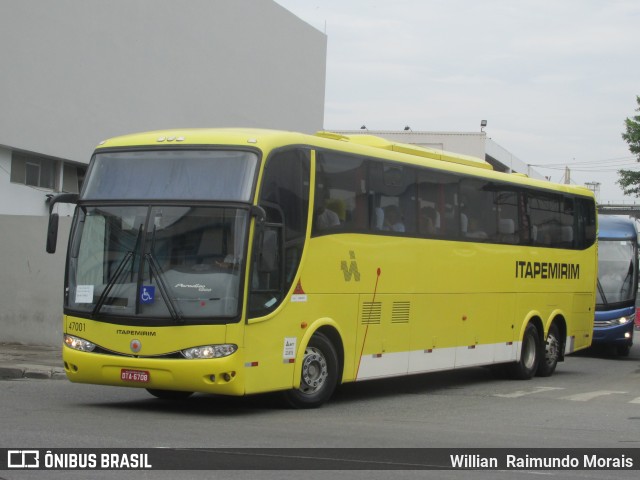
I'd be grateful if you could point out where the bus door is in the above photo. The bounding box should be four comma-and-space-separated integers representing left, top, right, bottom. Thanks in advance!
244, 148, 311, 394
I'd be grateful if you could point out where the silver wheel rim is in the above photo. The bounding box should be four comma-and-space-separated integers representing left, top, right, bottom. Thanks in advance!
544, 332, 559, 366
300, 346, 328, 395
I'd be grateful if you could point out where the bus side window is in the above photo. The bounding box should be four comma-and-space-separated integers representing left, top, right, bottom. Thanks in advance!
313, 152, 367, 235
368, 161, 416, 234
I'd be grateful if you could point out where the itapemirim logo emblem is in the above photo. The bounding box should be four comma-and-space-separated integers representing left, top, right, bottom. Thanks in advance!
341, 250, 360, 282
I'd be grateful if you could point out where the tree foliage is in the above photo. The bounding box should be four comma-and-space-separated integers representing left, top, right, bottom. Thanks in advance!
617, 95, 640, 197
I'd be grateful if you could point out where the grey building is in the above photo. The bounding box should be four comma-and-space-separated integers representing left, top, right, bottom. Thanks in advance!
0, 0, 326, 344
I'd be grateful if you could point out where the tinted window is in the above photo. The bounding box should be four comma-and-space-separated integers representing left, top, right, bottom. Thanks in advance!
313, 152, 369, 234
249, 149, 310, 317
312, 149, 595, 250
83, 150, 257, 201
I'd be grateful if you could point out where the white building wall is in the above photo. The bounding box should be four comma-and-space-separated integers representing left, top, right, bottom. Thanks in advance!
0, 148, 41, 215
485, 138, 546, 180
0, 147, 75, 216
334, 130, 546, 179
334, 130, 487, 159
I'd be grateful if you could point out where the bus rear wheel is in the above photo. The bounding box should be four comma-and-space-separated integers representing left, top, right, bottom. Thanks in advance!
283, 332, 339, 409
537, 323, 560, 377
507, 323, 540, 380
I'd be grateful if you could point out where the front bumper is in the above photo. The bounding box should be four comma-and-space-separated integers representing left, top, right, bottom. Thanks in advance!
63, 345, 246, 396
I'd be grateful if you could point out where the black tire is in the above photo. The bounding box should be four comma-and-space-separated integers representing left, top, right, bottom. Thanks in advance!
537, 323, 560, 377
507, 323, 541, 380
146, 389, 193, 400
283, 332, 339, 409
616, 344, 631, 357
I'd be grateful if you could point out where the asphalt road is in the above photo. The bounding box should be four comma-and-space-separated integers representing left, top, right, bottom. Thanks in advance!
1, 342, 639, 480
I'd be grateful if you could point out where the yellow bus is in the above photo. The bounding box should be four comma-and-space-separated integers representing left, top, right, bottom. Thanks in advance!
46, 128, 597, 408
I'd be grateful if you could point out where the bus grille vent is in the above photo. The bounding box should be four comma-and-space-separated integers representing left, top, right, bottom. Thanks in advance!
361, 302, 382, 324
392, 301, 410, 323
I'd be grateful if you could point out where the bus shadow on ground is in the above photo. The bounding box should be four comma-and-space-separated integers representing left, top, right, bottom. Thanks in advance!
575, 343, 639, 361
83, 345, 625, 414
331, 366, 497, 404
86, 365, 508, 414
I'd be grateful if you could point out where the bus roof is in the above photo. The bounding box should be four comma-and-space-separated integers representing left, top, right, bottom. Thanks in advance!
314, 131, 493, 170
94, 128, 594, 199
598, 215, 638, 240
95, 128, 489, 171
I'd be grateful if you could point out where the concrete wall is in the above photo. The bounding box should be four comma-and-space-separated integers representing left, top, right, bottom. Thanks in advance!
0, 0, 326, 165
0, 0, 326, 345
0, 215, 71, 346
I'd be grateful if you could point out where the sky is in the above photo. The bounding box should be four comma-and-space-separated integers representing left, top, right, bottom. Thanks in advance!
274, 0, 640, 204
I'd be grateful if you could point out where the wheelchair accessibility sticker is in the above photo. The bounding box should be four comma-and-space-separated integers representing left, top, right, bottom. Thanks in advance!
140, 286, 155, 304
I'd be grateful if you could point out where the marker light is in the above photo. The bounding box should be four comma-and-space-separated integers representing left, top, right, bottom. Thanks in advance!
181, 344, 237, 359
64, 334, 96, 352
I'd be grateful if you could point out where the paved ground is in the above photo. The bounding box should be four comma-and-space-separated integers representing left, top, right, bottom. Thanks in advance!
0, 343, 65, 380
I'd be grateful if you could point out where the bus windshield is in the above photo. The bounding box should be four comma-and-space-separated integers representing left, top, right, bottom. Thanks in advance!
82, 150, 257, 201
67, 205, 249, 322
596, 239, 636, 306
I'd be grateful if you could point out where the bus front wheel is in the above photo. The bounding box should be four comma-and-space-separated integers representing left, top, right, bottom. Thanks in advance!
508, 323, 540, 380
283, 332, 339, 409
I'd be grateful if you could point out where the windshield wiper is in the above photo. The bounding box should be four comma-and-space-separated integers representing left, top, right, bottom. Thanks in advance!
92, 251, 133, 316
618, 261, 634, 300
145, 252, 184, 324
130, 224, 143, 281
596, 277, 609, 308
92, 225, 142, 316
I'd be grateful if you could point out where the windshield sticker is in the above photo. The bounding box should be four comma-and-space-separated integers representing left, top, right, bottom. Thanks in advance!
140, 286, 155, 304
75, 285, 94, 303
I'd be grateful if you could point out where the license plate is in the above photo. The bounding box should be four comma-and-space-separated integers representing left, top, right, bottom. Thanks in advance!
120, 369, 150, 383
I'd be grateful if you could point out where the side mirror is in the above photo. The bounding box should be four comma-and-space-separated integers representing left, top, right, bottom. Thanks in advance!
250, 205, 267, 226
44, 192, 78, 254
46, 213, 59, 254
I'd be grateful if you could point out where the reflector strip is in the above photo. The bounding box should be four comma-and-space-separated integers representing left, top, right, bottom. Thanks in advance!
244, 361, 259, 367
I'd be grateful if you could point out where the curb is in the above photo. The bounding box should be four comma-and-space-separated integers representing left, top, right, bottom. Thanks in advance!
0, 365, 66, 381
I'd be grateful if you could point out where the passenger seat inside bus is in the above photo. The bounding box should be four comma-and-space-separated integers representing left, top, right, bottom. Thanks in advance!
560, 225, 574, 248
498, 218, 518, 244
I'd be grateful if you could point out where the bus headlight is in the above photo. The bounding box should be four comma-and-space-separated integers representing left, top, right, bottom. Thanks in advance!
181, 344, 237, 359
618, 315, 634, 325
64, 334, 96, 352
